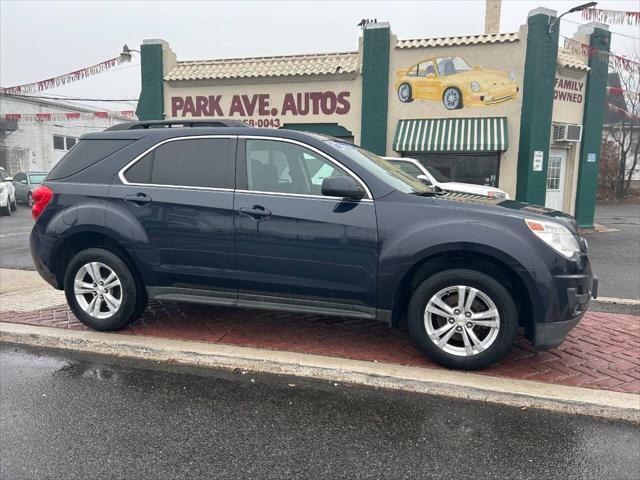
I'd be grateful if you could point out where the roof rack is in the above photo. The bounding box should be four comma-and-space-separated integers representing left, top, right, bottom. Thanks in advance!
105, 119, 248, 131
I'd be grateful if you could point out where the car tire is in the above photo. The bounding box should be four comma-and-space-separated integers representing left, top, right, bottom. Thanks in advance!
398, 83, 414, 103
27, 192, 34, 207
407, 269, 518, 370
64, 248, 147, 331
442, 87, 463, 110
0, 203, 11, 216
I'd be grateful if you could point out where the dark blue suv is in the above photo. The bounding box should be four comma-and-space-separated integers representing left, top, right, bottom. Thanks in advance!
30, 120, 597, 369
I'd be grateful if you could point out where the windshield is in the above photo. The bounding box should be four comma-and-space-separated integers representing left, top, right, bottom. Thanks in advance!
423, 165, 451, 183
324, 141, 429, 194
436, 57, 471, 76
29, 174, 47, 184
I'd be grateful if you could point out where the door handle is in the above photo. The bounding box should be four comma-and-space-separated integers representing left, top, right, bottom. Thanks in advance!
124, 193, 152, 205
239, 205, 272, 220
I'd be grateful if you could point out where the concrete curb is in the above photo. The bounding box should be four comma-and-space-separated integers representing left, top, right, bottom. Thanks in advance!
1, 322, 638, 423
594, 297, 640, 306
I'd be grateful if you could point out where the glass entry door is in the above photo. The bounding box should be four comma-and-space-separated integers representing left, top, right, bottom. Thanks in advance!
545, 149, 567, 211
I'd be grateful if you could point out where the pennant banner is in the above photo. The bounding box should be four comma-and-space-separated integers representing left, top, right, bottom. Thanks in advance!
607, 86, 640, 97
582, 8, 640, 25
563, 37, 640, 74
1, 111, 135, 123
0, 55, 131, 95
607, 102, 640, 121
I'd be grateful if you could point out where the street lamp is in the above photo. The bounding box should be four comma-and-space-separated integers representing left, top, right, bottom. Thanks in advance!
549, 2, 598, 34
120, 44, 140, 62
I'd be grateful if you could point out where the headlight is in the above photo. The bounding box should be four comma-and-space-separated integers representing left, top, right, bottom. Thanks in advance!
508, 72, 516, 82
470, 81, 481, 92
525, 219, 580, 258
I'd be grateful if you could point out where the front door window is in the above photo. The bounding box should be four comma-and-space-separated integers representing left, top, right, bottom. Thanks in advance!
245, 139, 349, 196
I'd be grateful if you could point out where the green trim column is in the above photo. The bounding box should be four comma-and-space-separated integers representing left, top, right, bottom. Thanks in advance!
575, 25, 611, 228
136, 41, 165, 120
516, 9, 560, 205
360, 23, 390, 155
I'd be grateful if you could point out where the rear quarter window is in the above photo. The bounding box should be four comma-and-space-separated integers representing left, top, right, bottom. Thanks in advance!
47, 139, 133, 180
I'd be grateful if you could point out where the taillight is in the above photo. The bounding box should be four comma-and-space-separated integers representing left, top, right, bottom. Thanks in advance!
32, 185, 53, 220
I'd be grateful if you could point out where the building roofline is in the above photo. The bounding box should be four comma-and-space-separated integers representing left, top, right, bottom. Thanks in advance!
0, 94, 121, 115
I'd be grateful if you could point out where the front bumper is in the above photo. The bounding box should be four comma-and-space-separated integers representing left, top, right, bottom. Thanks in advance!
534, 273, 598, 349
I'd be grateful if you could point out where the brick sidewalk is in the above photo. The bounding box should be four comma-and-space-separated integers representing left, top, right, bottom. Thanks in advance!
1, 302, 638, 394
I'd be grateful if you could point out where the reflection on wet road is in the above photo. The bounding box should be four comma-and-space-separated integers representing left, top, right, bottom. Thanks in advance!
1, 344, 638, 480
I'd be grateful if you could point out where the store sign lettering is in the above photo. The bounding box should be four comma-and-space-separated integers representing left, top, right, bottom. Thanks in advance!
171, 91, 351, 117
554, 78, 584, 104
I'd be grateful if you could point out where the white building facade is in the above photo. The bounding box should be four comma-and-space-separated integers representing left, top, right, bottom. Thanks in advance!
0, 95, 131, 174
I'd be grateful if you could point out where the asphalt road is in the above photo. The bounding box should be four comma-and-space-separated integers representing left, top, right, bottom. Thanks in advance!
1, 344, 638, 480
0, 203, 33, 271
586, 202, 640, 300
1, 202, 638, 299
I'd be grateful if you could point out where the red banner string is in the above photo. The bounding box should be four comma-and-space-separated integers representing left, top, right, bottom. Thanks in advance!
607, 87, 640, 97
562, 36, 640, 74
606, 102, 640, 121
0, 54, 131, 95
0, 111, 135, 123
582, 8, 640, 26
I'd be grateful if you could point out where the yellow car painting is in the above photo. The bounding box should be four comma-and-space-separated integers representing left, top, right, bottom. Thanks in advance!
395, 56, 519, 110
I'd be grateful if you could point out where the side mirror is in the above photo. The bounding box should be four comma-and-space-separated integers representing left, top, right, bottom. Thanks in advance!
321, 176, 365, 200
416, 174, 432, 185
4, 176, 13, 182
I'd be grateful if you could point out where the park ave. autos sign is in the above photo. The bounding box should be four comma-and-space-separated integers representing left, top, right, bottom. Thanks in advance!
170, 91, 352, 127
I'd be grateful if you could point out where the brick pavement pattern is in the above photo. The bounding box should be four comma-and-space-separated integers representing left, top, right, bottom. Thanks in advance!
1, 302, 638, 394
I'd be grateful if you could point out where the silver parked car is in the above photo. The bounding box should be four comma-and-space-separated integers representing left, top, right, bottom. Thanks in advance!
13, 171, 48, 206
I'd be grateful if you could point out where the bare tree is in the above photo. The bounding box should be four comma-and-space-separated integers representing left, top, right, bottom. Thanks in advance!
604, 49, 640, 199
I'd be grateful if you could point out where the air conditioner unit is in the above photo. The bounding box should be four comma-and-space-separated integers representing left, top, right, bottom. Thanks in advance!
552, 123, 582, 142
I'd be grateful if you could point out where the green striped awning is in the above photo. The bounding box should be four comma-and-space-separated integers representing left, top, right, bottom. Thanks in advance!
393, 117, 508, 153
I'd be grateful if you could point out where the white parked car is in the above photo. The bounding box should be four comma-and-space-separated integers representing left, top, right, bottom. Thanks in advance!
383, 157, 510, 199
0, 167, 17, 216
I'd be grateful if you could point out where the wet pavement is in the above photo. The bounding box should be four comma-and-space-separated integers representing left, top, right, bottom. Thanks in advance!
1, 345, 638, 480
587, 202, 640, 300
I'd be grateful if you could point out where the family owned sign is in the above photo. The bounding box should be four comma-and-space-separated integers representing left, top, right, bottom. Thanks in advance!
171, 91, 351, 118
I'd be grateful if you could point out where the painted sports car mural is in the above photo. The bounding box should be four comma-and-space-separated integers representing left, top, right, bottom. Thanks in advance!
395, 56, 519, 110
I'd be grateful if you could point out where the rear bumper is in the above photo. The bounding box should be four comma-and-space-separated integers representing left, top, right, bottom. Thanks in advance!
30, 226, 62, 289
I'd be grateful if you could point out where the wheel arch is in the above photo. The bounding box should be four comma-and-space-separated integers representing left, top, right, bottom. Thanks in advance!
52, 228, 144, 292
388, 246, 539, 342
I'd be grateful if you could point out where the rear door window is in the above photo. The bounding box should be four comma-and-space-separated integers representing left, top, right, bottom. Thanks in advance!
123, 137, 235, 189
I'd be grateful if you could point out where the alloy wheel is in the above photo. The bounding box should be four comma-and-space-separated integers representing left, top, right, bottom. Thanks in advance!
74, 262, 122, 319
424, 285, 500, 357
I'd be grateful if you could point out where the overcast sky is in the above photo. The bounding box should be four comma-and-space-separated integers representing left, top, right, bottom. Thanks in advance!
1, 0, 638, 112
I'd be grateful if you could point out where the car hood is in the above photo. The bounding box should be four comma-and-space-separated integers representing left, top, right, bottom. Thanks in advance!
432, 194, 578, 231
439, 181, 504, 195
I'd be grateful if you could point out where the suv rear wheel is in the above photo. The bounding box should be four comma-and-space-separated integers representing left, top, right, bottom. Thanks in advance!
408, 269, 518, 370
64, 248, 147, 330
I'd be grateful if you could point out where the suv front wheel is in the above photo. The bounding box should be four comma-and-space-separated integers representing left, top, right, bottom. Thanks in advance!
64, 248, 147, 330
408, 269, 518, 370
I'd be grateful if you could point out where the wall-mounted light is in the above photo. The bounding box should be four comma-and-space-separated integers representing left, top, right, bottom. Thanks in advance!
549, 2, 598, 34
